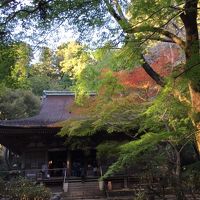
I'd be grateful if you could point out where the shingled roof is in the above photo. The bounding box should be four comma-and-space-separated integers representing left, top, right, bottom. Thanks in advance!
0, 91, 85, 128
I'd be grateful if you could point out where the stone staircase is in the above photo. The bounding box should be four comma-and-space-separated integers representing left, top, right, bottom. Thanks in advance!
62, 179, 106, 199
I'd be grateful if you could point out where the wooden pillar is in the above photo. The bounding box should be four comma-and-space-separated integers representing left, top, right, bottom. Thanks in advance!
124, 177, 128, 189
21, 152, 25, 169
108, 181, 112, 191
45, 149, 48, 166
67, 150, 71, 176
84, 151, 88, 176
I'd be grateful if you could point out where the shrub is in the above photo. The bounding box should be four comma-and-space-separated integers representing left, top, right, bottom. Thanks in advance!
0, 177, 51, 200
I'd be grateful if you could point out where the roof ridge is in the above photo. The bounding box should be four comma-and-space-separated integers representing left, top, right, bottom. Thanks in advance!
43, 90, 75, 96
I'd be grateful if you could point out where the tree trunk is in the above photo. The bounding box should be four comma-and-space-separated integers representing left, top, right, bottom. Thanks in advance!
174, 151, 185, 200
180, 0, 199, 60
180, 0, 199, 90
141, 54, 165, 87
180, 0, 200, 154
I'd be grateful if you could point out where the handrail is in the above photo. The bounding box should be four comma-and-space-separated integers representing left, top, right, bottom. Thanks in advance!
63, 168, 67, 184
0, 168, 66, 173
0, 169, 138, 178
0, 168, 67, 179
0, 168, 68, 183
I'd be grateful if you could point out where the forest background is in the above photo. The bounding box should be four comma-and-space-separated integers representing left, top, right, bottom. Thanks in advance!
0, 0, 200, 199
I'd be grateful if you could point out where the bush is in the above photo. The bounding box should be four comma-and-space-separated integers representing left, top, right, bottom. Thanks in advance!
0, 177, 51, 200
0, 87, 40, 120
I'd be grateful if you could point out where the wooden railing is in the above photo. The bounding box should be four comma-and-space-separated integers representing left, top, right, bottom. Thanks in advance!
0, 168, 101, 182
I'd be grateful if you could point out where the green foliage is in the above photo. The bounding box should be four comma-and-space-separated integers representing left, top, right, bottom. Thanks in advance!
39, 47, 53, 67
0, 42, 31, 89
140, 80, 193, 142
96, 141, 123, 165
129, 0, 179, 27
59, 93, 142, 138
7, 42, 32, 89
1, 0, 198, 90
28, 74, 65, 96
59, 118, 96, 137
0, 87, 40, 120
0, 43, 15, 81
30, 47, 57, 78
92, 94, 142, 133
28, 45, 73, 95
134, 190, 147, 200
0, 41, 70, 94
64, 137, 94, 154
28, 75, 53, 96
104, 132, 170, 178
98, 71, 125, 98
0, 1, 109, 43
73, 65, 100, 104
73, 64, 125, 105
0, 177, 51, 200
101, 81, 195, 178
92, 44, 141, 71
56, 41, 93, 79
1, 0, 198, 188
184, 56, 200, 91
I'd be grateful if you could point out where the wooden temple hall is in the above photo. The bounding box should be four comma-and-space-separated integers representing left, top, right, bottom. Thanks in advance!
0, 91, 102, 182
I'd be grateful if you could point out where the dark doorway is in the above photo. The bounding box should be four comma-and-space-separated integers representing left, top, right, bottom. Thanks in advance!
48, 150, 67, 177
71, 150, 98, 177
71, 150, 84, 177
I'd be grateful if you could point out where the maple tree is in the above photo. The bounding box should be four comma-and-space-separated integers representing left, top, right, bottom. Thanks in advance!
1, 1, 199, 112
0, 0, 198, 85
57, 42, 199, 199
0, 1, 200, 198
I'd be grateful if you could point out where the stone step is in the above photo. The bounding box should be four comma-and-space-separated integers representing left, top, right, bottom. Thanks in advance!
67, 191, 104, 197
67, 190, 103, 194
67, 192, 104, 195
68, 184, 100, 190
63, 181, 105, 199
68, 181, 99, 188
62, 198, 107, 200
69, 184, 99, 187
68, 186, 99, 190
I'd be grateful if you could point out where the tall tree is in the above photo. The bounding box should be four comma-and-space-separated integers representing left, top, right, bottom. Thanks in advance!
1, 1, 199, 102
29, 47, 56, 77
1, 1, 198, 85
0, 87, 40, 120
0, 42, 32, 89
1, 2, 200, 187
7, 42, 32, 88
29, 45, 71, 95
4, 0, 197, 140
56, 41, 92, 79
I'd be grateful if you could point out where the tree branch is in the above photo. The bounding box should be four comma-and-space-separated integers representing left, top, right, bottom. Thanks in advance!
141, 54, 165, 86
0, 0, 15, 8
113, 0, 126, 20
131, 26, 186, 50
2, 7, 40, 25
174, 62, 200, 79
104, 0, 165, 87
143, 37, 175, 43
103, 0, 131, 32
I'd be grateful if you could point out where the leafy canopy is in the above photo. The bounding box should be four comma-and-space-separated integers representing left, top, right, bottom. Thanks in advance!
103, 80, 194, 177
0, 86, 40, 120
56, 41, 93, 78
0, 42, 31, 89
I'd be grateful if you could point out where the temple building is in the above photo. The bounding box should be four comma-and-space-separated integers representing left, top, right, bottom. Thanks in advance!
0, 91, 96, 178
0, 91, 128, 183
0, 91, 137, 199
